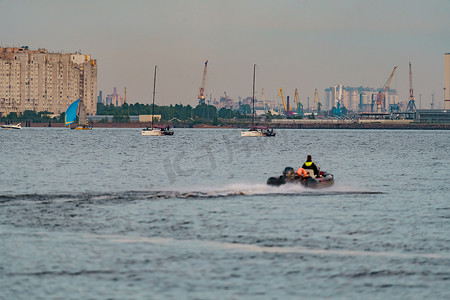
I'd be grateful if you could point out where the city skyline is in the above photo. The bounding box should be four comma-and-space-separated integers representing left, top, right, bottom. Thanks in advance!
1, 0, 449, 109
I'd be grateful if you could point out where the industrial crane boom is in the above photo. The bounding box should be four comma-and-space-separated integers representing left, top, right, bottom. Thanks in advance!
294, 88, 299, 106
278, 88, 288, 112
406, 62, 416, 111
294, 88, 304, 116
384, 66, 398, 91
376, 66, 398, 111
314, 88, 320, 112
383, 66, 398, 110
198, 60, 208, 102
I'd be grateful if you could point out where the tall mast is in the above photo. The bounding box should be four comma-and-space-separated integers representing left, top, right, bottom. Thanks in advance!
152, 66, 157, 128
252, 64, 256, 126
198, 60, 208, 104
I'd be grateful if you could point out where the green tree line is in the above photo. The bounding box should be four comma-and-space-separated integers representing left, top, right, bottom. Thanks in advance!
97, 102, 254, 123
2, 101, 346, 124
0, 110, 63, 123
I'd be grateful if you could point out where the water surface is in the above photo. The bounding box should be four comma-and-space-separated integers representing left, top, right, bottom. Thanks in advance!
1, 128, 449, 299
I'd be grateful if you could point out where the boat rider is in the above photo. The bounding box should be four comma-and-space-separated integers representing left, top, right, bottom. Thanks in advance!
302, 155, 320, 177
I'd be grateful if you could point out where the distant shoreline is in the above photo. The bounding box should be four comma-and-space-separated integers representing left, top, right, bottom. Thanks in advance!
22, 122, 450, 130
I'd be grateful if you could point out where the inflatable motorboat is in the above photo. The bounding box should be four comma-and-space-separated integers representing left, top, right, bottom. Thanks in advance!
267, 167, 334, 188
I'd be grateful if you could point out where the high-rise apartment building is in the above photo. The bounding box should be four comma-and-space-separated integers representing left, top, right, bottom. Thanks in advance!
0, 46, 97, 116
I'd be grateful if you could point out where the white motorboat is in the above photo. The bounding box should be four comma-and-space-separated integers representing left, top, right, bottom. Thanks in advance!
241, 125, 275, 137
142, 125, 174, 136
1, 123, 22, 130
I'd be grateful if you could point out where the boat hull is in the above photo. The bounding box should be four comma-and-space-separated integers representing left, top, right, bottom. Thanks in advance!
71, 126, 92, 130
241, 130, 266, 137
1, 123, 22, 130
267, 169, 334, 188
241, 130, 276, 137
141, 129, 173, 136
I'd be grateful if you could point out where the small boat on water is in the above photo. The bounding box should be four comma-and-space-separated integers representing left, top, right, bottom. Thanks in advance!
241, 64, 275, 137
1, 123, 22, 130
267, 167, 334, 188
241, 125, 275, 137
65, 99, 92, 130
142, 66, 174, 136
142, 125, 174, 136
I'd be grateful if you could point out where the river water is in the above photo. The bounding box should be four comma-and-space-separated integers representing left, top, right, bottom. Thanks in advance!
0, 128, 449, 299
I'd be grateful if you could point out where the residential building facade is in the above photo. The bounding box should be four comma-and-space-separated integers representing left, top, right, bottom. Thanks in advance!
0, 46, 97, 116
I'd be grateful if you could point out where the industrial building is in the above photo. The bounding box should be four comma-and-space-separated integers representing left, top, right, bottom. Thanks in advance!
414, 109, 450, 124
411, 53, 450, 124
0, 46, 97, 116
324, 85, 399, 112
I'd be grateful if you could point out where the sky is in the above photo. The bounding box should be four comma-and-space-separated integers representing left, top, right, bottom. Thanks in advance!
1, 0, 450, 108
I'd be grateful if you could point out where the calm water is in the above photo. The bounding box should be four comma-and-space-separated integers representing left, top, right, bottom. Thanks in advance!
0, 128, 449, 299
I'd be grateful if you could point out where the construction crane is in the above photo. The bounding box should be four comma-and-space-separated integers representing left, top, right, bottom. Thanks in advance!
337, 85, 343, 108
278, 88, 288, 114
376, 66, 398, 112
294, 88, 303, 116
333, 85, 342, 116
314, 88, 321, 114
406, 62, 416, 112
278, 88, 293, 116
198, 60, 208, 104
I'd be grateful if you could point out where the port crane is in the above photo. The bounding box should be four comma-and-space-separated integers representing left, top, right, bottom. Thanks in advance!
294, 88, 303, 116
333, 85, 342, 116
198, 60, 208, 104
314, 88, 322, 114
278, 88, 287, 113
278, 88, 293, 116
406, 62, 416, 112
375, 66, 398, 112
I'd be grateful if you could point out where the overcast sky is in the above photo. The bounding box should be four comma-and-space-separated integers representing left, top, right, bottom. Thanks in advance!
1, 0, 449, 108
